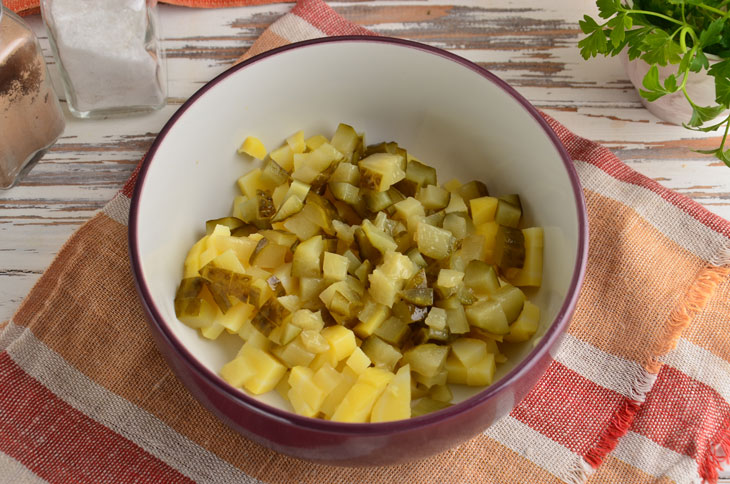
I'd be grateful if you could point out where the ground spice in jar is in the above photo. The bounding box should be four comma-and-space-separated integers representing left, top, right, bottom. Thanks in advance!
0, 5, 65, 189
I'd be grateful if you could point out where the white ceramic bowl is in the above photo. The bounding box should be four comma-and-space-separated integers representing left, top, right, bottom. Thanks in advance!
129, 36, 588, 465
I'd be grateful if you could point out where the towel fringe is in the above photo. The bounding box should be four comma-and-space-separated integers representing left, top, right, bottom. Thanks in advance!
648, 265, 730, 373
583, 398, 643, 469
562, 457, 594, 484
700, 415, 730, 484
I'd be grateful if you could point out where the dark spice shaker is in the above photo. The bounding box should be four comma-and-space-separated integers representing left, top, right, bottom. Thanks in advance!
0, 2, 65, 189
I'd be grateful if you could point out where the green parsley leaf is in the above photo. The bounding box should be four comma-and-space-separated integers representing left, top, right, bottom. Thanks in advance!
687, 104, 726, 128
596, 0, 619, 19
640, 30, 683, 66
699, 18, 726, 49
709, 60, 730, 106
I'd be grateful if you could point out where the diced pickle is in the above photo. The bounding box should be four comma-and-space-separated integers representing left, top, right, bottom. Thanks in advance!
205, 217, 246, 235
359, 153, 406, 192
401, 287, 434, 306
463, 260, 500, 296
495, 195, 522, 228
493, 225, 526, 270
403, 343, 448, 378
458, 180, 489, 203
396, 160, 437, 197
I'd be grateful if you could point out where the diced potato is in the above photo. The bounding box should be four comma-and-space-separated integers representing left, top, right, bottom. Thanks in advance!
354, 300, 390, 338
320, 325, 357, 363
320, 367, 358, 418
238, 136, 267, 160
305, 134, 328, 151
271, 338, 316, 368
371, 365, 411, 422
286, 130, 306, 154
331, 367, 394, 423
345, 346, 372, 375
288, 366, 325, 417
183, 236, 209, 277
234, 345, 287, 394
469, 196, 498, 225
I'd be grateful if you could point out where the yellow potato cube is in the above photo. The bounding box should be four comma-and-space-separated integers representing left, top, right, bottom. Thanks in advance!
331, 367, 394, 423
345, 346, 371, 375
469, 196, 498, 225
286, 130, 306, 154
271, 338, 315, 368
353, 300, 389, 338
305, 134, 328, 151
475, 221, 499, 262
368, 269, 398, 307
320, 325, 357, 363
183, 235, 209, 278
236, 168, 264, 199
320, 367, 358, 418
201, 321, 225, 340
288, 366, 325, 417
208, 236, 258, 267
220, 355, 257, 389
313, 364, 342, 395
370, 364, 411, 422
238, 136, 267, 160
215, 301, 255, 333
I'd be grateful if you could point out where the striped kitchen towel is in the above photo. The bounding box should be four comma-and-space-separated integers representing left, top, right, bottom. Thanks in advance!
2, 0, 729, 482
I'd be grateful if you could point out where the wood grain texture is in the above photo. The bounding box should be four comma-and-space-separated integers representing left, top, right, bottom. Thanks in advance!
0, 3, 728, 479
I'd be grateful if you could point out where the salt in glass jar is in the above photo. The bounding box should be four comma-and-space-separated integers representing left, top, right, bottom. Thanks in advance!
40, 0, 167, 118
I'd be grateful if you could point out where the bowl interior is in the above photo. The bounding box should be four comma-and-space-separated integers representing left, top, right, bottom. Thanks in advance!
132, 38, 584, 412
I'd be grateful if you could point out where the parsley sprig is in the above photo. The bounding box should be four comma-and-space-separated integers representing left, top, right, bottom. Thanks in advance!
579, 0, 730, 167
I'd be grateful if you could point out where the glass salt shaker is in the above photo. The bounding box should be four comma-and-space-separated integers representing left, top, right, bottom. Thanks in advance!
40, 0, 167, 118
0, 1, 66, 189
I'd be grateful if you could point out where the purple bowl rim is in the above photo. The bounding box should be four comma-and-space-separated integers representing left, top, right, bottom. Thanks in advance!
129, 35, 589, 435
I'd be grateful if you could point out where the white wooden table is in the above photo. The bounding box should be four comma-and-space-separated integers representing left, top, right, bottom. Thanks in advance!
1, 1, 728, 480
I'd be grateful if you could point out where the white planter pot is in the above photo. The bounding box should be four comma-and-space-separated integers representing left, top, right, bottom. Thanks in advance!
621, 50, 728, 126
